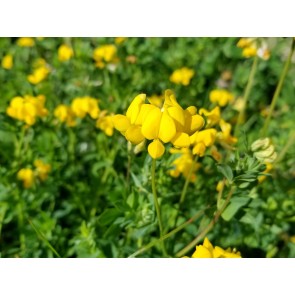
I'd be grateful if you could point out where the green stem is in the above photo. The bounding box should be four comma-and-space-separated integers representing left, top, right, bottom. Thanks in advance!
176, 186, 234, 257
128, 208, 206, 258
275, 130, 295, 164
261, 38, 295, 137
234, 55, 259, 136
14, 190, 26, 256
151, 159, 167, 256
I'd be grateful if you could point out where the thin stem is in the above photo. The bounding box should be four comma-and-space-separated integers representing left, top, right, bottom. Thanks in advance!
176, 186, 234, 257
151, 159, 167, 256
234, 55, 259, 136
128, 208, 207, 258
261, 38, 295, 137
275, 130, 295, 164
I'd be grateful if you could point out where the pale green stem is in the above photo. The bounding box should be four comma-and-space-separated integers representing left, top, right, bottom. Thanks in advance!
176, 186, 234, 257
151, 159, 167, 256
261, 38, 295, 137
234, 55, 259, 136
275, 130, 295, 164
128, 208, 206, 258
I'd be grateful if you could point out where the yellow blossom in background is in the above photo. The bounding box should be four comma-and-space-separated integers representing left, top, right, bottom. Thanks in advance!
242, 46, 257, 58
54, 104, 76, 127
258, 162, 273, 183
34, 159, 51, 181
96, 111, 114, 136
216, 180, 225, 192
217, 119, 237, 145
190, 128, 217, 157
1, 54, 13, 70
58, 44, 74, 62
27, 64, 50, 84
170, 67, 195, 86
189, 237, 241, 258
6, 95, 48, 126
17, 168, 34, 188
169, 148, 201, 182
209, 89, 234, 107
17, 37, 35, 47
148, 94, 164, 108
115, 37, 127, 44
237, 38, 270, 60
93, 44, 118, 69
199, 106, 220, 127
71, 96, 100, 119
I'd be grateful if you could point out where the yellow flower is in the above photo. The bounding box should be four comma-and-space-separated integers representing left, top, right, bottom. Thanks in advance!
169, 148, 201, 182
27, 65, 50, 84
71, 96, 100, 119
93, 44, 118, 68
237, 38, 255, 48
209, 89, 234, 107
217, 119, 237, 145
258, 162, 273, 183
190, 128, 217, 157
17, 168, 34, 188
199, 106, 220, 127
1, 54, 13, 70
190, 237, 241, 258
54, 104, 76, 127
115, 37, 127, 44
58, 44, 74, 62
17, 37, 35, 47
170, 67, 194, 86
242, 46, 257, 58
96, 111, 114, 136
34, 159, 51, 181
237, 38, 270, 60
6, 95, 48, 126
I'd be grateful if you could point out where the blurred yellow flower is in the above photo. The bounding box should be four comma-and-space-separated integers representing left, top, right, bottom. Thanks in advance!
237, 38, 270, 60
34, 159, 51, 181
27, 65, 50, 84
58, 44, 74, 62
17, 37, 35, 47
115, 37, 127, 44
54, 104, 76, 127
169, 148, 201, 182
187, 237, 241, 258
96, 111, 114, 136
217, 119, 237, 145
258, 162, 273, 183
17, 168, 34, 188
209, 89, 234, 107
1, 54, 13, 70
170, 67, 194, 86
6, 95, 48, 126
190, 128, 217, 157
199, 106, 220, 127
93, 44, 118, 68
71, 96, 100, 119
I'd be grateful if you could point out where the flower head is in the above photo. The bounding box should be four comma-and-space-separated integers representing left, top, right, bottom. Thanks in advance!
209, 89, 234, 107
93, 44, 118, 68
54, 104, 76, 127
17, 168, 34, 188
34, 159, 51, 181
2, 54, 13, 70
96, 110, 114, 136
27, 60, 50, 84
170, 67, 194, 86
189, 237, 241, 258
58, 44, 74, 62
17, 37, 35, 47
71, 96, 100, 119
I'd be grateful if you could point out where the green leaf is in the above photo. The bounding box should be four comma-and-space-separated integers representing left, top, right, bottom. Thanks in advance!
217, 164, 233, 182
221, 197, 250, 221
98, 208, 121, 226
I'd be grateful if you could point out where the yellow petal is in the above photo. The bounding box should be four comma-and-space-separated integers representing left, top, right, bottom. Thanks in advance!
158, 110, 176, 143
134, 104, 157, 125
167, 106, 185, 131
112, 114, 131, 132
192, 142, 206, 156
192, 245, 213, 258
125, 125, 145, 145
141, 107, 161, 140
126, 94, 146, 124
148, 139, 165, 159
203, 237, 214, 252
171, 132, 190, 148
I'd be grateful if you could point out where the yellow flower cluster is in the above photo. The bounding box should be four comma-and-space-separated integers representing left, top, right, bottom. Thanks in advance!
115, 37, 127, 45
209, 89, 234, 107
184, 237, 241, 258
54, 97, 114, 136
58, 44, 74, 62
113, 90, 218, 159
1, 54, 13, 70
93, 44, 118, 69
27, 59, 50, 84
17, 160, 51, 188
169, 148, 201, 182
17, 37, 35, 47
6, 95, 48, 125
170, 67, 195, 86
237, 38, 270, 60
